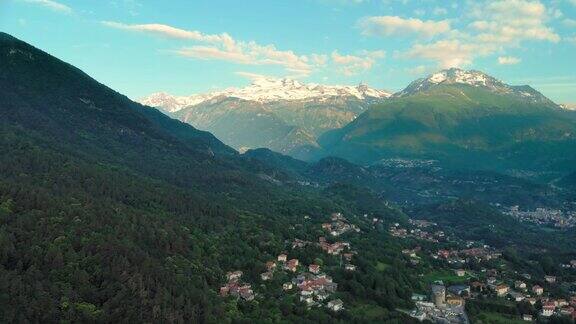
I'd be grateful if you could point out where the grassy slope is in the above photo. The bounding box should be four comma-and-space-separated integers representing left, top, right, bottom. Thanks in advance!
319, 84, 576, 171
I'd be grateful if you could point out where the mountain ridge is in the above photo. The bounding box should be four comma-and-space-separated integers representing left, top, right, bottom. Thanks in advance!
317, 69, 576, 176
140, 78, 391, 112
139, 79, 390, 158
394, 68, 557, 107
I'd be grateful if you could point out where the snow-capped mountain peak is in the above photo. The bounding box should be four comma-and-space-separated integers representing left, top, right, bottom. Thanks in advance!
139, 91, 226, 113
427, 68, 492, 86
232, 78, 390, 102
140, 78, 391, 112
394, 68, 557, 106
395, 68, 502, 97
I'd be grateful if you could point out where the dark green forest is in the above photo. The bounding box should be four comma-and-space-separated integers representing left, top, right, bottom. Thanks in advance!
0, 32, 421, 323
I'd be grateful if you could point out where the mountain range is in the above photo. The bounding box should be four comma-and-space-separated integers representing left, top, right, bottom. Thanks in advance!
140, 79, 390, 159
319, 69, 576, 178
143, 68, 576, 180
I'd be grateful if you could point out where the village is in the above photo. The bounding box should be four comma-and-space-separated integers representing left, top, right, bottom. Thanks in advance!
219, 212, 359, 312
390, 219, 447, 243
504, 206, 576, 229
392, 219, 576, 322
409, 282, 469, 323
217, 210, 576, 321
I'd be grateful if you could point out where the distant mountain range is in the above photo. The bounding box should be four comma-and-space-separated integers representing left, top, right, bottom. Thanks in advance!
140, 79, 390, 159
141, 78, 391, 110
142, 68, 576, 178
319, 68, 576, 177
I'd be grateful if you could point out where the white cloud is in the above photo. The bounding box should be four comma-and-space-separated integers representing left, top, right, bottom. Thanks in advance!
403, 40, 494, 68
311, 54, 329, 66
498, 56, 522, 64
101, 21, 224, 42
468, 0, 560, 44
22, 0, 72, 14
406, 65, 430, 75
103, 21, 314, 76
176, 46, 251, 64
360, 16, 451, 38
331, 50, 385, 76
235, 71, 276, 81
176, 44, 312, 76
396, 0, 560, 68
104, 21, 384, 77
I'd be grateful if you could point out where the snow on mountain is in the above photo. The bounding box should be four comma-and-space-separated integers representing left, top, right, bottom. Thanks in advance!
394, 68, 557, 106
560, 103, 576, 111
395, 68, 508, 97
140, 78, 391, 112
232, 78, 391, 102
139, 91, 226, 113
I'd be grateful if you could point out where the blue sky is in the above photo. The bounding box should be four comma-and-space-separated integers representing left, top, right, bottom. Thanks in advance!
1, 0, 575, 102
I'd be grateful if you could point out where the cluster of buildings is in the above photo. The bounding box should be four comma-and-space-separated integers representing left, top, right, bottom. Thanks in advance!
222, 251, 344, 309
278, 252, 346, 311
434, 245, 502, 265
318, 237, 357, 271
319, 214, 359, 269
561, 259, 576, 269
468, 270, 576, 320
389, 222, 446, 242
409, 282, 468, 323
411, 275, 574, 323
393, 214, 576, 322
274, 253, 299, 273
219, 271, 255, 301
505, 206, 576, 228
402, 246, 423, 266
538, 298, 576, 319
292, 272, 338, 306
409, 219, 437, 228
378, 158, 438, 168
222, 212, 359, 311
318, 236, 349, 256
291, 238, 312, 249
219, 212, 364, 312
321, 212, 360, 237
389, 225, 408, 238
290, 212, 363, 310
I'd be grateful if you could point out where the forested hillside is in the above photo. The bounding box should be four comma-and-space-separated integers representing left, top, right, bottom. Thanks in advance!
0, 32, 418, 323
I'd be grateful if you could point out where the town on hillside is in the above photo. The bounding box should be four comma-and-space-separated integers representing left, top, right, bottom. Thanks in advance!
218, 209, 576, 322
219, 212, 360, 312
392, 219, 576, 323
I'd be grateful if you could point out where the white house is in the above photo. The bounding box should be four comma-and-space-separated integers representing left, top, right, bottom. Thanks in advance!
327, 299, 344, 311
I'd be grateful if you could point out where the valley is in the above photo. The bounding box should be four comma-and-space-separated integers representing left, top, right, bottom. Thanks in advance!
1, 11, 576, 323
